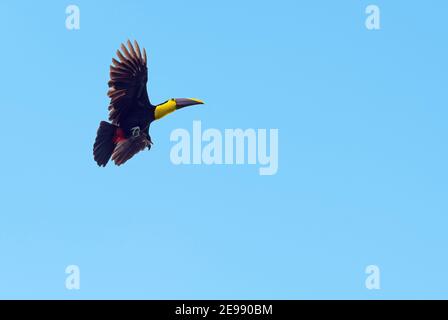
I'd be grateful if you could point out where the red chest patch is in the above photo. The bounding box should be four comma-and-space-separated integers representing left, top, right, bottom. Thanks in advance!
113, 128, 126, 144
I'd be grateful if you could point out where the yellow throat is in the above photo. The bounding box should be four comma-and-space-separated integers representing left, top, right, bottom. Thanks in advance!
154, 99, 177, 120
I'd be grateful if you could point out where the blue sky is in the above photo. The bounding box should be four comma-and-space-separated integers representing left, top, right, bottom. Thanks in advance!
0, 0, 447, 299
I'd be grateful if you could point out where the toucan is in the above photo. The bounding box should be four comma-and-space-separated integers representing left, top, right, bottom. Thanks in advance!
93, 40, 204, 166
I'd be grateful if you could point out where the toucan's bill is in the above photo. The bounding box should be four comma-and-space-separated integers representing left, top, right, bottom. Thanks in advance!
175, 98, 205, 108
154, 98, 204, 120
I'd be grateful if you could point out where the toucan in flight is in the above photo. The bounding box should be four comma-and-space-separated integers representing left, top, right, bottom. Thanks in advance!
93, 40, 204, 166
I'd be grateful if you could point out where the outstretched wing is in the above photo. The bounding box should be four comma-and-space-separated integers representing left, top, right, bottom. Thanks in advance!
107, 40, 150, 125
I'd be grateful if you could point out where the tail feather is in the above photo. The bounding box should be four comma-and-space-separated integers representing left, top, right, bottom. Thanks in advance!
93, 121, 117, 167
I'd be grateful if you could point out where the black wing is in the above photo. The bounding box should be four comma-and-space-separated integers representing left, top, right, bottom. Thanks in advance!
107, 40, 150, 125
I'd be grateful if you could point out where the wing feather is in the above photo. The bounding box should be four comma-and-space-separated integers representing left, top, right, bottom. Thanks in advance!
107, 40, 150, 125
127, 40, 140, 65
143, 48, 147, 66
111, 135, 150, 166
134, 40, 142, 62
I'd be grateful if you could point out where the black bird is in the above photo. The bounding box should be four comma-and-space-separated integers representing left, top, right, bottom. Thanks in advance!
93, 40, 204, 166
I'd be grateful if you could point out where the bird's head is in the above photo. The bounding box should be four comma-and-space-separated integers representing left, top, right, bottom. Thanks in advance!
154, 98, 204, 120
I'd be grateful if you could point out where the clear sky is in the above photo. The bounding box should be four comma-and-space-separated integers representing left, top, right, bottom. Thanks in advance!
0, 0, 447, 299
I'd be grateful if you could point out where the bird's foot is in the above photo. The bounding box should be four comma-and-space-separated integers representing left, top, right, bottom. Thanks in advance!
130, 126, 140, 137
